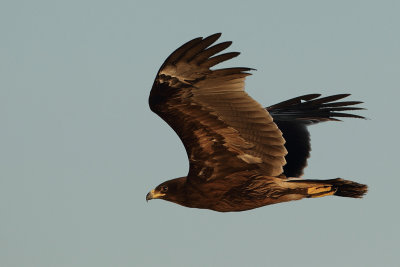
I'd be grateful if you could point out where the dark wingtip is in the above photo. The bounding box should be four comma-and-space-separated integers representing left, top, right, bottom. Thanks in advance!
267, 93, 366, 123
329, 112, 366, 119
204, 33, 222, 43
207, 33, 222, 40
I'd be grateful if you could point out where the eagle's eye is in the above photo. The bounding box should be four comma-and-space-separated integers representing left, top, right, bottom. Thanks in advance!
160, 185, 168, 193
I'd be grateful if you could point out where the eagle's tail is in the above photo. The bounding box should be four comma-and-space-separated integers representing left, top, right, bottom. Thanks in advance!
287, 178, 368, 198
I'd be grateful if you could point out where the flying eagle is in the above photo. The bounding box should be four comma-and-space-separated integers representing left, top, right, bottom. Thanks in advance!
146, 33, 367, 212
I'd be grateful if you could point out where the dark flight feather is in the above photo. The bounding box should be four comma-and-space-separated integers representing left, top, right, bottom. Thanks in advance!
267, 94, 365, 177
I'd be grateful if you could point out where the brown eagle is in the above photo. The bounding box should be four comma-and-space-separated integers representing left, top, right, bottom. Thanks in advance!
146, 33, 367, 212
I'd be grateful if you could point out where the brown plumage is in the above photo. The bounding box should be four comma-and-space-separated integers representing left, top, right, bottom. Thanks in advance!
146, 33, 367, 212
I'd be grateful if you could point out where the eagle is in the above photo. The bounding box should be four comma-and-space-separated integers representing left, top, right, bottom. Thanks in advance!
146, 33, 367, 212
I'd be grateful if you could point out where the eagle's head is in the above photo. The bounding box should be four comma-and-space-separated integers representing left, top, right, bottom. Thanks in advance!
146, 177, 187, 204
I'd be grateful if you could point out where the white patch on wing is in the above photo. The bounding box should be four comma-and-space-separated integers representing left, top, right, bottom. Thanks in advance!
237, 154, 263, 164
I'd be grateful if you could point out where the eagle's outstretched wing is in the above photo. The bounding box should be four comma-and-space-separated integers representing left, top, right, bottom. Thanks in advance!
149, 33, 287, 182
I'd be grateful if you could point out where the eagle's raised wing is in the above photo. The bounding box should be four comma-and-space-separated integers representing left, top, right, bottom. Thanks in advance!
149, 33, 287, 182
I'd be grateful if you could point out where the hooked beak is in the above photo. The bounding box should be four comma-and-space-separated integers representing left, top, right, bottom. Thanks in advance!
146, 189, 165, 202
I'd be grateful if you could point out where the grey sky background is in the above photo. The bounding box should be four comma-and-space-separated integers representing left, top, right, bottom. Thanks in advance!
1, 1, 399, 266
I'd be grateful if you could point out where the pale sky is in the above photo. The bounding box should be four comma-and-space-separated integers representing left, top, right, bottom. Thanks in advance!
1, 1, 399, 266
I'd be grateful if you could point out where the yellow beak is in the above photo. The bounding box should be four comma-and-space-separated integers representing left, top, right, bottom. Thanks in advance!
146, 189, 166, 202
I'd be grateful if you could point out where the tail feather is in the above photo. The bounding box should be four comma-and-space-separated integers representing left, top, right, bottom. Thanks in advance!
328, 178, 368, 198
287, 178, 368, 199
